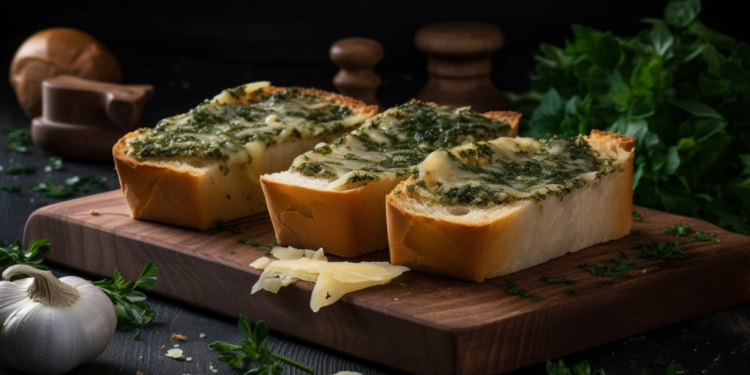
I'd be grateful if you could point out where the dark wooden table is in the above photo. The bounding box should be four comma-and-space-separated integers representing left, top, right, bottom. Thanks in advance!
1, 57, 749, 375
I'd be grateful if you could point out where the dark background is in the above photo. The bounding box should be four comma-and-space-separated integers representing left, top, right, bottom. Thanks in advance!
0, 0, 746, 121
1, 1, 750, 374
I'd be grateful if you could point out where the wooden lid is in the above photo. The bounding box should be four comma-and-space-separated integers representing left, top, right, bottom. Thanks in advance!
415, 21, 504, 57
330, 37, 384, 69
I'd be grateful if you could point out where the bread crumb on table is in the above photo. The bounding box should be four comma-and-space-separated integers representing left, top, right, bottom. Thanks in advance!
161, 345, 165, 349
171, 333, 187, 341
89, 209, 99, 215
199, 333, 206, 338
136, 371, 143, 375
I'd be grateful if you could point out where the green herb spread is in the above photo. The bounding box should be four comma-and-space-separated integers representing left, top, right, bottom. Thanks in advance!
405, 135, 623, 205
126, 83, 363, 163
289, 102, 513, 191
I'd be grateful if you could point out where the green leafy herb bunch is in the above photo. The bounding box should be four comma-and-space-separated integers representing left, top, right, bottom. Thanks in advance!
515, 0, 750, 234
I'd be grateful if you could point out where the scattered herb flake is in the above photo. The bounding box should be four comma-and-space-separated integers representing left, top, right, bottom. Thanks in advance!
1, 125, 32, 153
634, 242, 688, 260
265, 239, 278, 255
632, 211, 643, 221
0, 184, 21, 193
663, 223, 693, 237
209, 221, 243, 235
47, 154, 64, 171
506, 280, 542, 301
133, 329, 141, 340
578, 251, 639, 277
5, 164, 39, 175
666, 362, 687, 375
540, 276, 578, 285
237, 240, 260, 246
565, 287, 577, 295
654, 356, 667, 366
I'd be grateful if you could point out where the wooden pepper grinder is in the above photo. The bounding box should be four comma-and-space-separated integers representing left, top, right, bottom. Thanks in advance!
330, 37, 383, 109
414, 21, 511, 112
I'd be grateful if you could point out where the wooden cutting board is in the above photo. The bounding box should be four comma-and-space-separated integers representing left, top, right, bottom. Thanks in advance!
23, 190, 750, 375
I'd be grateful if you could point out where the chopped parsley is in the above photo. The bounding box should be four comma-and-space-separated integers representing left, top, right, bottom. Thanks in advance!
237, 240, 260, 246
208, 221, 243, 235
0, 184, 21, 193
540, 276, 578, 285
579, 251, 639, 277
5, 164, 39, 175
506, 280, 542, 301
1, 124, 32, 153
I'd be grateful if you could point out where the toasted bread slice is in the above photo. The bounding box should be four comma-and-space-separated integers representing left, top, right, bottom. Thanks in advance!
261, 101, 520, 257
113, 82, 377, 230
386, 130, 635, 282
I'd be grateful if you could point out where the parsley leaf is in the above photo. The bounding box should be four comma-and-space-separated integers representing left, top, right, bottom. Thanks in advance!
541, 276, 578, 285
92, 260, 159, 331
546, 359, 607, 375
209, 221, 243, 235
634, 241, 688, 260
1, 125, 32, 153
209, 315, 313, 374
515, 0, 750, 235
5, 164, 39, 175
663, 223, 693, 237
237, 240, 260, 246
28, 176, 106, 198
265, 239, 278, 255
579, 251, 639, 277
0, 184, 21, 193
0, 238, 51, 275
666, 362, 687, 375
505, 280, 542, 300
47, 154, 64, 171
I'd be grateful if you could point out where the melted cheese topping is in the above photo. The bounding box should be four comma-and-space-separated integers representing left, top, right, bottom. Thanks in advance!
250, 247, 409, 312
288, 102, 513, 191
126, 81, 368, 167
402, 135, 626, 206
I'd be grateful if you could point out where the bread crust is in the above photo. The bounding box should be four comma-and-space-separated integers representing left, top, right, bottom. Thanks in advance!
260, 108, 521, 257
386, 130, 635, 282
113, 85, 376, 230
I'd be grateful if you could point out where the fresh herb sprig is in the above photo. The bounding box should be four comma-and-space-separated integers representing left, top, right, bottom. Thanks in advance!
209, 315, 313, 374
546, 359, 606, 375
0, 124, 32, 153
515, 0, 750, 235
0, 238, 51, 274
28, 176, 106, 198
92, 260, 159, 331
505, 280, 542, 301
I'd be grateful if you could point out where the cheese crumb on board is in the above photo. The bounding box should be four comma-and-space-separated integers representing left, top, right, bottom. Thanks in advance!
251, 248, 408, 312
89, 209, 99, 215
165, 349, 185, 360
171, 333, 187, 341
199, 333, 206, 338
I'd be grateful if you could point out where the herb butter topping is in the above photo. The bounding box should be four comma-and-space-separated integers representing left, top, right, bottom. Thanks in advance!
289, 102, 513, 191
403, 135, 623, 205
126, 82, 366, 164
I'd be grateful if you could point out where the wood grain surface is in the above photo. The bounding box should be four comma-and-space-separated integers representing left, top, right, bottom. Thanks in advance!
23, 190, 750, 375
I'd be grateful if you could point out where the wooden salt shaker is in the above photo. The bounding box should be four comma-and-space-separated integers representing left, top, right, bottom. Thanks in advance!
330, 37, 384, 109
31, 75, 154, 160
414, 21, 511, 112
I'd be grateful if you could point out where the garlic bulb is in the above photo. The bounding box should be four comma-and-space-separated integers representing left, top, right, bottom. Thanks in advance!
0, 265, 117, 375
